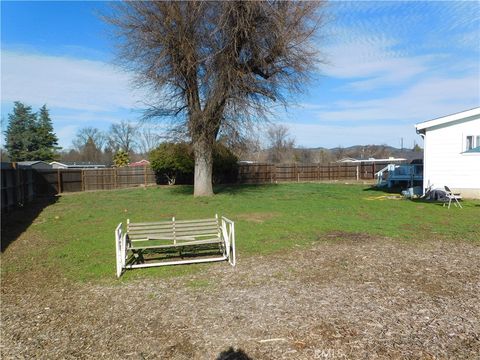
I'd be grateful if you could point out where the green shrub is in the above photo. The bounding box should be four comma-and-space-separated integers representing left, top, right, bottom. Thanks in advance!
149, 142, 238, 185
149, 142, 194, 184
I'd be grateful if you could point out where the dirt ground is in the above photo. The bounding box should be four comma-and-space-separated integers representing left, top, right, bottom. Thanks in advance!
1, 233, 479, 359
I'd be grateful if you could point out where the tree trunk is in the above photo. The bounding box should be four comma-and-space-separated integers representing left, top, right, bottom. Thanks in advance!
193, 139, 214, 196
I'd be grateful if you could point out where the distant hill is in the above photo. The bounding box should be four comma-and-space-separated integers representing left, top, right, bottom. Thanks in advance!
313, 144, 423, 162
246, 144, 423, 164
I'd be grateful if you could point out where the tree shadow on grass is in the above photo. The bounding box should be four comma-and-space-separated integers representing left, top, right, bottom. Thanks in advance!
362, 185, 403, 194
1, 195, 58, 252
168, 184, 278, 196
169, 185, 194, 195
214, 183, 277, 195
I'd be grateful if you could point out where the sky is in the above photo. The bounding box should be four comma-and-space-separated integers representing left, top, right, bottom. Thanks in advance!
1, 1, 479, 150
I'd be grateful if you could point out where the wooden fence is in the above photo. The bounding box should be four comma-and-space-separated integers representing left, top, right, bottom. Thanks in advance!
1, 162, 388, 210
1, 165, 156, 213
1, 167, 36, 212
238, 162, 386, 184
33, 166, 157, 193
83, 166, 156, 190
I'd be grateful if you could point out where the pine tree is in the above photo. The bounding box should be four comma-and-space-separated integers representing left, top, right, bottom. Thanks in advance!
33, 105, 60, 160
82, 137, 102, 163
4, 102, 61, 162
4, 102, 37, 161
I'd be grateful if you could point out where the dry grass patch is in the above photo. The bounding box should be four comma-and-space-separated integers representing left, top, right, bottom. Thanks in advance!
236, 212, 279, 224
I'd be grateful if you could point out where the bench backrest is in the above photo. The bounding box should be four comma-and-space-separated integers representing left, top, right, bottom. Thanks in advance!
127, 216, 220, 242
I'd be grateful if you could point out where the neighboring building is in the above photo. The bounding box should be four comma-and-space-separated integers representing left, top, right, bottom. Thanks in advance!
415, 107, 480, 199
50, 161, 106, 169
337, 157, 407, 164
50, 161, 68, 169
16, 161, 52, 169
336, 157, 358, 163
129, 159, 150, 167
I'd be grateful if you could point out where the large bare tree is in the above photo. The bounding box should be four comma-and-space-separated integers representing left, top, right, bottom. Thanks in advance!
106, 1, 324, 196
72, 127, 106, 152
107, 120, 139, 154
137, 127, 161, 155
266, 124, 296, 164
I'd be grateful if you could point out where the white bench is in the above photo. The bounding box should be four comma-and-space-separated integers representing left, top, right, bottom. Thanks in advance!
115, 214, 235, 277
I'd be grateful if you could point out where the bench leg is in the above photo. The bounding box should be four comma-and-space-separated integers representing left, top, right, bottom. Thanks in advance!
132, 249, 145, 264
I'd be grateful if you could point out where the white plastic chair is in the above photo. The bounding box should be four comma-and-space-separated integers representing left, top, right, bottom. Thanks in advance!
444, 186, 462, 209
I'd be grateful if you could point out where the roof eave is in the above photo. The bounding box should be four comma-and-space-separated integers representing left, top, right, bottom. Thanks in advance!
415, 107, 480, 131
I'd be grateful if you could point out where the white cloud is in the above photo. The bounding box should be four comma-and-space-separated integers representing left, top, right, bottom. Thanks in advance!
53, 111, 136, 125
315, 75, 479, 123
1, 51, 145, 112
56, 125, 80, 149
321, 37, 439, 92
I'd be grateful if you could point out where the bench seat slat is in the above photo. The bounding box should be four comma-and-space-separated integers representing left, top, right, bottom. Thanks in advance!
130, 238, 222, 250
129, 224, 219, 233
130, 235, 220, 243
128, 229, 173, 237
174, 218, 218, 224
128, 221, 174, 226
175, 221, 218, 226
129, 222, 218, 230
129, 229, 219, 238
175, 229, 219, 236
128, 228, 174, 233
174, 224, 219, 230
129, 224, 175, 230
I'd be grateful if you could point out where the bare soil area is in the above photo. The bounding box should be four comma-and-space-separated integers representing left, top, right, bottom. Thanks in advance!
2, 234, 479, 359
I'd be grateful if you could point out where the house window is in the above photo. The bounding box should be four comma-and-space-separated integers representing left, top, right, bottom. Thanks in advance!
465, 135, 474, 151
465, 135, 480, 151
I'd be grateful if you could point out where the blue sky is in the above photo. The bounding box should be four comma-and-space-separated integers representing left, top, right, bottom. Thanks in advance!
1, 1, 479, 150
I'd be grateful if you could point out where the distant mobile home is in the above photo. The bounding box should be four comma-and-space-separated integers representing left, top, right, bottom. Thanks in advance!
16, 161, 52, 170
415, 107, 480, 199
50, 161, 106, 169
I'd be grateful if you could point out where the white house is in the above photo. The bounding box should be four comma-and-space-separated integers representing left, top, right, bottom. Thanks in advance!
415, 107, 480, 199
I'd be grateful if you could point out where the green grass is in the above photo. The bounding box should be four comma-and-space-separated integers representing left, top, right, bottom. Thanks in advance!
4, 183, 479, 282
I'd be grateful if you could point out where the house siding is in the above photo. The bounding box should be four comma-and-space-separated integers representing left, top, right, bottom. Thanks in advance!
422, 116, 480, 198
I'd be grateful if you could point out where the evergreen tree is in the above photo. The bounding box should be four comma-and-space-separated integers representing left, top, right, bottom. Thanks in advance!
82, 137, 102, 162
4, 102, 37, 161
4, 102, 61, 162
33, 105, 60, 160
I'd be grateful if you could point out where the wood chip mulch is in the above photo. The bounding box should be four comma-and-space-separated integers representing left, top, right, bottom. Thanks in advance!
2, 235, 479, 359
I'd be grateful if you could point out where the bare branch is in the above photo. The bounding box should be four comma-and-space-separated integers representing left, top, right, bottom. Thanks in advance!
103, 0, 325, 195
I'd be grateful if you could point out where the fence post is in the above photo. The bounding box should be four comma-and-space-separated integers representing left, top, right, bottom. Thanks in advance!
144, 165, 147, 186
57, 169, 62, 193
114, 168, 117, 189
81, 170, 84, 191
356, 165, 359, 181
